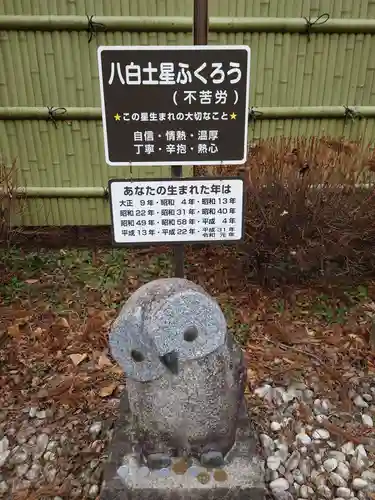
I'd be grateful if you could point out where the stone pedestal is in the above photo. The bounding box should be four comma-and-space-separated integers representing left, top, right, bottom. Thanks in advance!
100, 391, 266, 500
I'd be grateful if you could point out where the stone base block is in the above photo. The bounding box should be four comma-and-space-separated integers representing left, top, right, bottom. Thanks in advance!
100, 392, 266, 500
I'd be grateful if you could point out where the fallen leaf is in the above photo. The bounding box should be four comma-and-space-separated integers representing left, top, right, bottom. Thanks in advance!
24, 279, 39, 284
99, 382, 117, 398
69, 353, 88, 366
7, 324, 21, 338
97, 354, 113, 369
55, 317, 70, 329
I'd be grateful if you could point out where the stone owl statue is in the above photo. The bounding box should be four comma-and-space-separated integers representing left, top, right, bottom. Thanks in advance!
109, 278, 246, 470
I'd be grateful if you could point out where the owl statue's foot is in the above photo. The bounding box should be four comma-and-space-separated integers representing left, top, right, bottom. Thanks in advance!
146, 452, 172, 470
200, 450, 225, 468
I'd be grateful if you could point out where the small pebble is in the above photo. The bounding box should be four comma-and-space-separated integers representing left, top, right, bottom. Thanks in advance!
29, 407, 38, 418
329, 472, 347, 487
323, 458, 338, 472
254, 385, 272, 398
312, 429, 330, 440
0, 482, 9, 494
336, 462, 350, 481
271, 421, 282, 431
296, 432, 311, 446
267, 455, 281, 471
0, 437, 9, 454
336, 487, 352, 498
362, 393, 373, 402
327, 451, 346, 463
26, 463, 42, 482
352, 478, 368, 491
88, 484, 99, 498
317, 484, 333, 499
260, 434, 274, 455
353, 395, 369, 408
361, 414, 373, 427
270, 478, 289, 492
341, 442, 355, 455
89, 422, 102, 437
286, 450, 300, 471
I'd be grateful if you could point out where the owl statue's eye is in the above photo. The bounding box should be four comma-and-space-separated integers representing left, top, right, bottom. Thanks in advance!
131, 349, 144, 362
183, 326, 198, 342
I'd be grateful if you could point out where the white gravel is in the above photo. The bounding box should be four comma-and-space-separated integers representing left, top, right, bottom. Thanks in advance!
0, 406, 115, 498
255, 378, 375, 500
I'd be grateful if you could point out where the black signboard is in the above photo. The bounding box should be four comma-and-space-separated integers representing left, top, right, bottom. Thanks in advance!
97, 45, 251, 167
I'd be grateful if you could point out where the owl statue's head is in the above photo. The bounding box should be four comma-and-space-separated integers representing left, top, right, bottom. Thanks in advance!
109, 278, 227, 382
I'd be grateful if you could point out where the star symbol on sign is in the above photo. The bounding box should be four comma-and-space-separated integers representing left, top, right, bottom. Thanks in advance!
114, 113, 121, 121
230, 112, 237, 120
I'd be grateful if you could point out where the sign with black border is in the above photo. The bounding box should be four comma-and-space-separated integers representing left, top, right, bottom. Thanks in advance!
108, 177, 245, 246
98, 45, 251, 167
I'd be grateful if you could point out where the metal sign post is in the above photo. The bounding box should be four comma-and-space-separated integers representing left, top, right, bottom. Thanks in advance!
97, 2, 250, 279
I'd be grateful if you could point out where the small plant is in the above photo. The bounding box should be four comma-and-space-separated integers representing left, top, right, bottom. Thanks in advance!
0, 156, 25, 247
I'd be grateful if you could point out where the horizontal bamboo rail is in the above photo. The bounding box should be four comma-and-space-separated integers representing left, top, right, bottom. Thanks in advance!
0, 106, 374, 120
0, 15, 375, 34
0, 184, 373, 199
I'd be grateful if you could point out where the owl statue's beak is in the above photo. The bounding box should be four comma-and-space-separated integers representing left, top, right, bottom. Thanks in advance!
160, 350, 179, 375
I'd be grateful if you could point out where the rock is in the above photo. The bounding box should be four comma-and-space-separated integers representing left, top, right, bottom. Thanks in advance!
362, 393, 373, 401
43, 451, 57, 461
341, 442, 355, 455
0, 450, 10, 467
353, 395, 369, 408
323, 458, 338, 472
361, 414, 373, 427
275, 443, 289, 462
299, 457, 313, 477
260, 434, 275, 456
26, 463, 42, 482
350, 455, 367, 473
267, 455, 281, 471
44, 464, 57, 482
352, 478, 368, 491
36, 410, 47, 419
292, 469, 304, 485
34, 433, 49, 458
9, 446, 28, 465
314, 452, 323, 464
355, 445, 368, 460
300, 485, 314, 498
89, 422, 102, 438
303, 389, 314, 401
361, 470, 375, 482
336, 487, 352, 498
0, 437, 9, 454
29, 407, 37, 418
317, 484, 333, 499
286, 450, 300, 471
0, 481, 9, 494
16, 463, 30, 477
312, 429, 330, 440
311, 469, 326, 488
296, 432, 311, 446
254, 384, 272, 399
329, 472, 347, 487
273, 492, 293, 500
316, 414, 329, 424
88, 484, 99, 498
327, 451, 346, 463
270, 477, 289, 492
335, 462, 350, 481
271, 421, 282, 431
